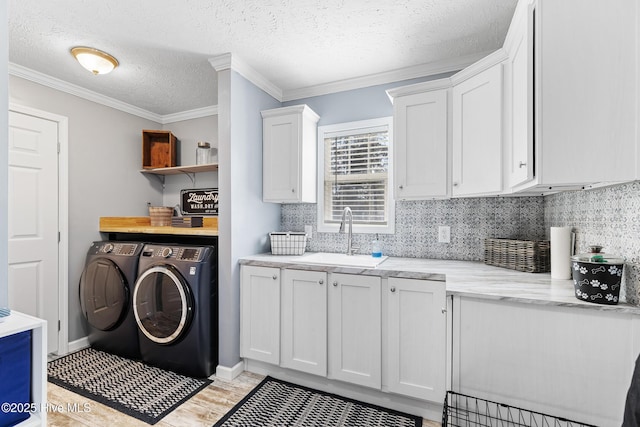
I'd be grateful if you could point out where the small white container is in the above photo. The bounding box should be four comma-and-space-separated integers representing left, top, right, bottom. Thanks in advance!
196, 141, 211, 165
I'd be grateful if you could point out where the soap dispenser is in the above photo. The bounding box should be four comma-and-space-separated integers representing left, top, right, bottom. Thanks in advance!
371, 234, 382, 258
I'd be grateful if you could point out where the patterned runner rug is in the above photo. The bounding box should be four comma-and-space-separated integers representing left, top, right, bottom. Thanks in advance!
214, 376, 422, 427
48, 347, 212, 425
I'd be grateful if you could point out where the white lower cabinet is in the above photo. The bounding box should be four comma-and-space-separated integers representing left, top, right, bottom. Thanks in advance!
240, 265, 448, 403
281, 269, 327, 376
328, 273, 382, 389
386, 278, 447, 401
240, 266, 280, 364
453, 296, 640, 426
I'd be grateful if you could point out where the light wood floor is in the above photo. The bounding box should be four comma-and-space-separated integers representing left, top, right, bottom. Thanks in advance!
47, 371, 441, 426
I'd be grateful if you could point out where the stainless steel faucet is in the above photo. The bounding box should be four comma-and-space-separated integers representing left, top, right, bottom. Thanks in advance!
339, 207, 358, 255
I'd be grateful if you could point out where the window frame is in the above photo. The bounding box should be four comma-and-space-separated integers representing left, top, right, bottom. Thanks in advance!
316, 117, 395, 234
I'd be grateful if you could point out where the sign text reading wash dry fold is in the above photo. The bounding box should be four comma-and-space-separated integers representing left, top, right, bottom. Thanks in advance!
180, 188, 218, 215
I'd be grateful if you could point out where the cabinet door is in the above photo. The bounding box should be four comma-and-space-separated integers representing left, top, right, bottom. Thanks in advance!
240, 266, 280, 364
386, 278, 446, 401
452, 64, 503, 196
454, 297, 636, 426
263, 113, 301, 202
394, 89, 448, 199
508, 1, 534, 187
328, 273, 381, 389
281, 269, 327, 376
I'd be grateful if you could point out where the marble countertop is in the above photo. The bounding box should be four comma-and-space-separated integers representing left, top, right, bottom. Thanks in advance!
239, 253, 640, 315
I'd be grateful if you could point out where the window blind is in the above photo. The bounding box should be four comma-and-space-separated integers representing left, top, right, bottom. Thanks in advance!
323, 130, 389, 225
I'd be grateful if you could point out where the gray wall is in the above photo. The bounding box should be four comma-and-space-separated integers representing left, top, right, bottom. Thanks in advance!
216, 69, 281, 368
283, 73, 455, 126
161, 115, 218, 208
0, 2, 7, 307
9, 75, 163, 341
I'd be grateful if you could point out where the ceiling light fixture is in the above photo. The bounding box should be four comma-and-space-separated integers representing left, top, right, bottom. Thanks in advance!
70, 46, 119, 75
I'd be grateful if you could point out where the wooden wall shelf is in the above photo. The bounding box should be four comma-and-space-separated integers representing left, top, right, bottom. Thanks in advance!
100, 216, 218, 236
139, 163, 218, 176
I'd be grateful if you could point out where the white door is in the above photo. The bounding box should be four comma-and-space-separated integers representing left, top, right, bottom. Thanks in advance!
328, 273, 381, 389
262, 112, 300, 202
281, 269, 327, 376
394, 88, 448, 199
386, 277, 447, 401
8, 110, 60, 354
240, 265, 281, 364
452, 63, 503, 196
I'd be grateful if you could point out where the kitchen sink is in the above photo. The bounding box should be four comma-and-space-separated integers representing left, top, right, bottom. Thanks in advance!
302, 252, 388, 268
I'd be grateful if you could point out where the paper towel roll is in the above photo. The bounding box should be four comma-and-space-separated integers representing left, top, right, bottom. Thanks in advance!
551, 226, 573, 279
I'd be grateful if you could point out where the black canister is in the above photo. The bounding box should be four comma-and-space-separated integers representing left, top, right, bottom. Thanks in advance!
571, 245, 624, 305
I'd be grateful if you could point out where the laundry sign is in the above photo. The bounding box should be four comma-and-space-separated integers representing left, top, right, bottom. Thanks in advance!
180, 188, 218, 215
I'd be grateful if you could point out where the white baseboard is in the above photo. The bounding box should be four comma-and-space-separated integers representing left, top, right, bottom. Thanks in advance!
215, 360, 244, 381
67, 336, 90, 353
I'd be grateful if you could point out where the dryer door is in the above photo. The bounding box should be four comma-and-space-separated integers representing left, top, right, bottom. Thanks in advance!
80, 258, 129, 331
133, 265, 193, 344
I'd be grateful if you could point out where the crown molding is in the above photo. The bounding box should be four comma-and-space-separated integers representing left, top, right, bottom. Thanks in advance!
449, 48, 509, 85
386, 77, 453, 101
282, 51, 491, 102
162, 105, 218, 124
9, 62, 163, 122
9, 63, 218, 124
209, 53, 283, 101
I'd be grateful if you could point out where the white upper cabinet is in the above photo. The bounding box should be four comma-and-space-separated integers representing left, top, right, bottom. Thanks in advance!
451, 55, 506, 197
262, 104, 320, 203
504, 0, 534, 188
387, 80, 450, 200
507, 0, 637, 192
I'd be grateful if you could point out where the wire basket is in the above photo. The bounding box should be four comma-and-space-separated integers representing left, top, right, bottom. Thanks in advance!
269, 232, 307, 255
443, 391, 596, 427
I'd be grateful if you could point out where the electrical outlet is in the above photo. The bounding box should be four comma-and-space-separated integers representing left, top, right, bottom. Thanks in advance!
438, 226, 451, 243
305, 225, 313, 239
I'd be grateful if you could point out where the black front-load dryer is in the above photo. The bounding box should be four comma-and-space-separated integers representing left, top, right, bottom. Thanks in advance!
133, 243, 218, 378
79, 241, 143, 360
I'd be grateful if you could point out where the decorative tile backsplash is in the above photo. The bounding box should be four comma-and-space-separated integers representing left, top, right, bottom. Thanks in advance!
282, 197, 545, 260
545, 181, 640, 305
281, 181, 640, 305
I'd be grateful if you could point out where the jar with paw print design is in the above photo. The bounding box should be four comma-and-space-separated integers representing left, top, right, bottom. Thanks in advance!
571, 245, 624, 305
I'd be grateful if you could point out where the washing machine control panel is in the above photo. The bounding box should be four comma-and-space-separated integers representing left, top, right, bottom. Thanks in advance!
142, 245, 203, 261
97, 242, 140, 256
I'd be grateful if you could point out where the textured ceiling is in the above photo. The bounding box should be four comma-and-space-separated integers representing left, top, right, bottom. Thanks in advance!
8, 0, 517, 116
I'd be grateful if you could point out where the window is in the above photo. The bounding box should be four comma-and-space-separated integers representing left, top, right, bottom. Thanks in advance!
317, 117, 394, 234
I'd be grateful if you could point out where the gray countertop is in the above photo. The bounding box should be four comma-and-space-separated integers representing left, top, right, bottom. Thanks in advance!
239, 253, 640, 315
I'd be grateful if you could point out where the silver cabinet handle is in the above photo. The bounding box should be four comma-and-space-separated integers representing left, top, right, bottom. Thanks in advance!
519, 161, 527, 168
441, 307, 447, 314
398, 185, 404, 189
319, 279, 324, 285
390, 286, 396, 293
272, 275, 278, 280
291, 188, 295, 193
332, 281, 338, 287
453, 182, 459, 187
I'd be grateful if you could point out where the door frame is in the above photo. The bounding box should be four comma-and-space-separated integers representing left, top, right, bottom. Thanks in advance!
9, 103, 69, 355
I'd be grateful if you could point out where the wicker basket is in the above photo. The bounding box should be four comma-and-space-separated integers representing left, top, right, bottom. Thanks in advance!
484, 238, 550, 273
149, 206, 173, 226
270, 232, 307, 255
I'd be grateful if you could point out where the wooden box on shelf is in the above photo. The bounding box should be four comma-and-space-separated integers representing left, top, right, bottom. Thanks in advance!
142, 130, 178, 169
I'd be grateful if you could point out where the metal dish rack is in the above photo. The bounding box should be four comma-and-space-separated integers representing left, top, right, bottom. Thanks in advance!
443, 391, 597, 427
